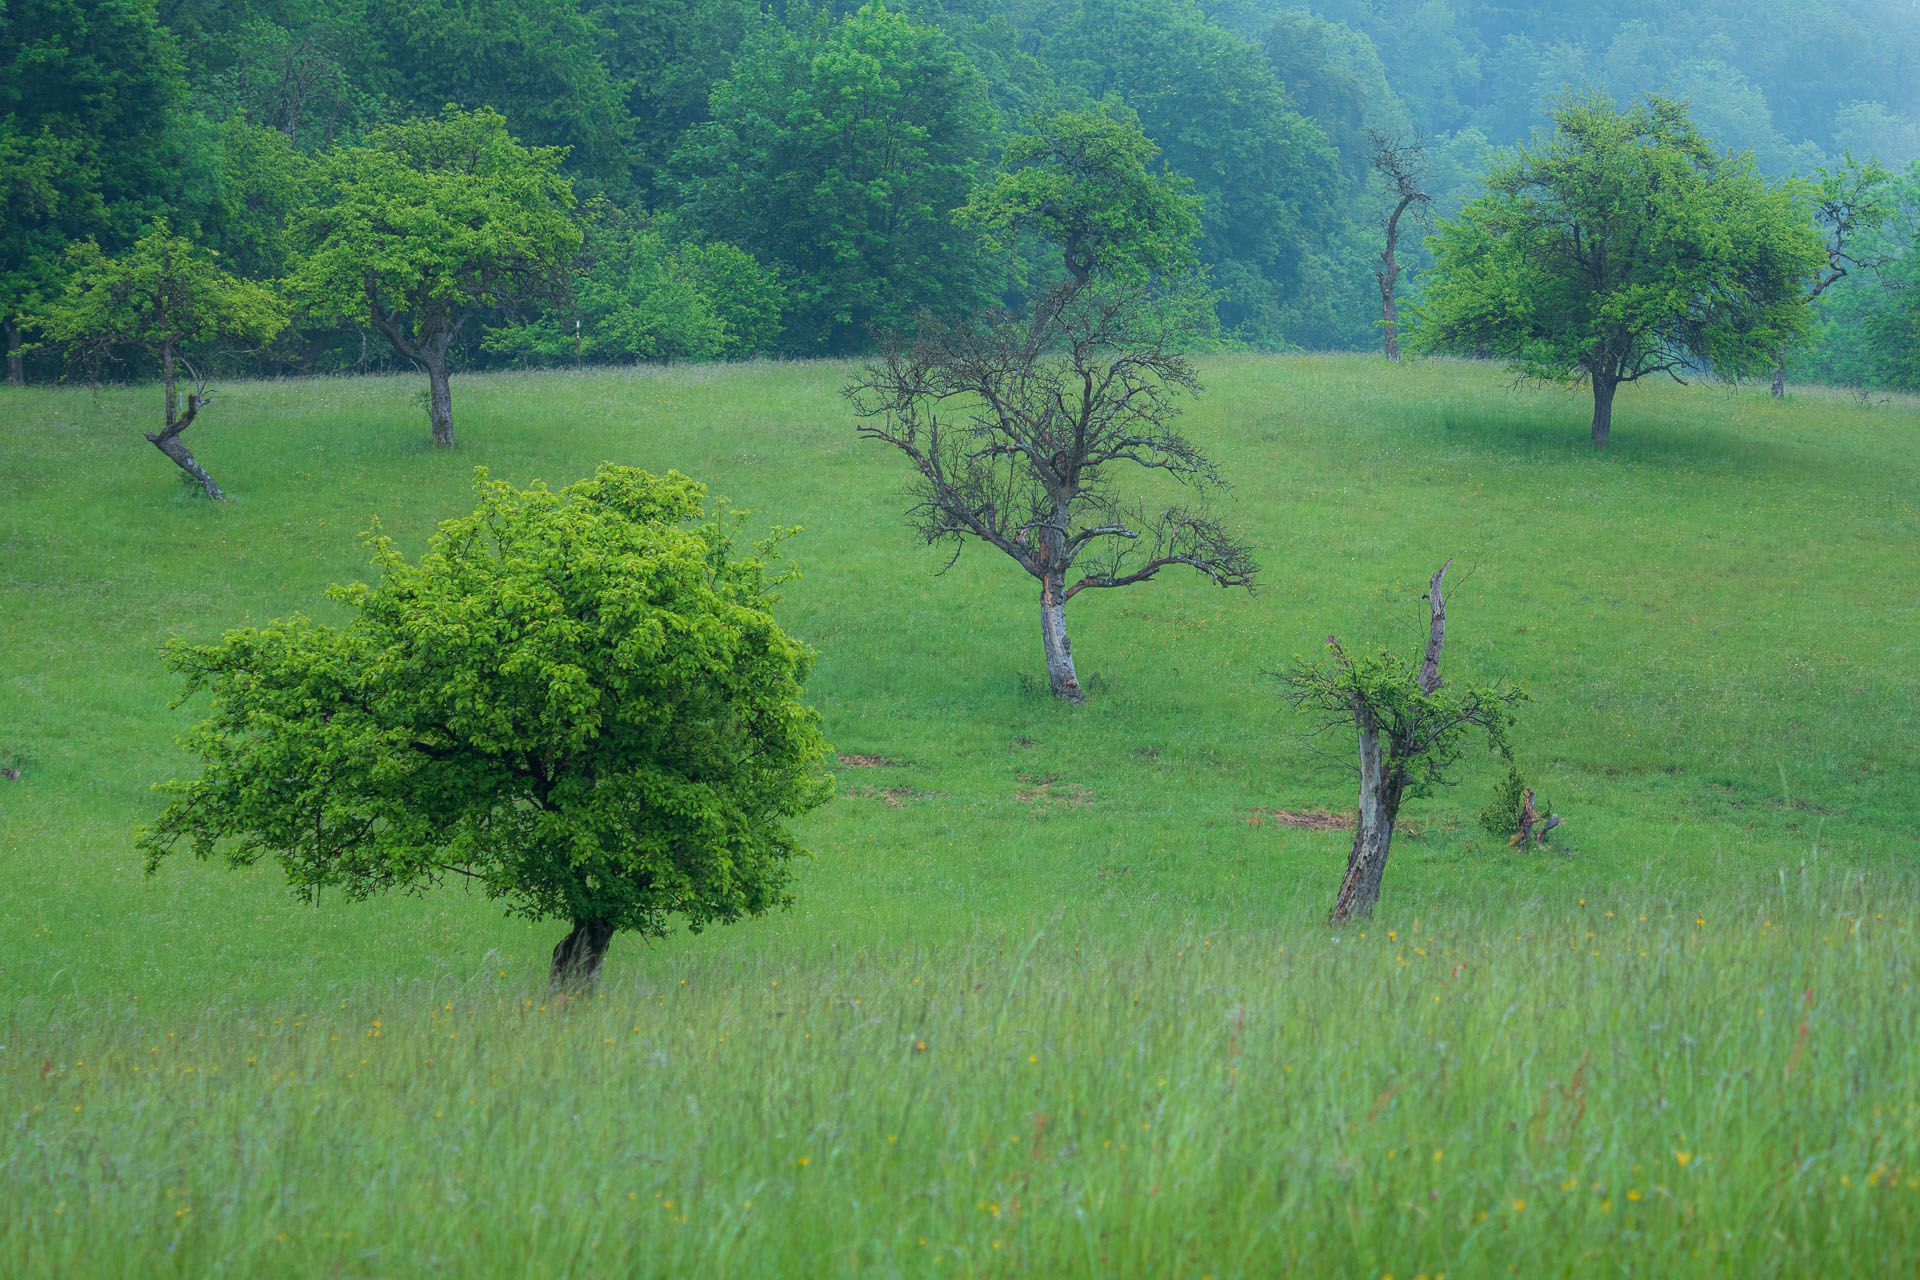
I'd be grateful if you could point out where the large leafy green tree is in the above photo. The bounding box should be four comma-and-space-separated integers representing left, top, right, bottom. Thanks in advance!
1414, 94, 1824, 447
1, 0, 183, 384
672, 2, 996, 353
287, 108, 583, 447
140, 465, 835, 989
35, 222, 287, 497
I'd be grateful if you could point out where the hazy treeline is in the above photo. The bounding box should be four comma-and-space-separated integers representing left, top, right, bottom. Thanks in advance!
6, 0, 1919, 380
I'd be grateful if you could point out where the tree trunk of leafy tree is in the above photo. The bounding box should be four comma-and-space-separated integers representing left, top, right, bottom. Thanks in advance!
5, 321, 21, 387
148, 342, 225, 499
1591, 375, 1617, 449
549, 918, 616, 989
1771, 350, 1786, 399
426, 354, 454, 447
1040, 571, 1081, 702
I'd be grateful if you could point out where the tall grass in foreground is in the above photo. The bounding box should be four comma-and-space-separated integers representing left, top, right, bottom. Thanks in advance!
6, 871, 1916, 1278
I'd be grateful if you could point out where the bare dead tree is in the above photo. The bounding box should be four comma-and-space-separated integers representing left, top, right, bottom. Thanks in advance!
1279, 562, 1526, 922
849, 282, 1256, 702
1776, 156, 1895, 396
1370, 131, 1431, 363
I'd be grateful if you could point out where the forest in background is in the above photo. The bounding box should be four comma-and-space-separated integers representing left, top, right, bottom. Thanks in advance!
6, 0, 1920, 383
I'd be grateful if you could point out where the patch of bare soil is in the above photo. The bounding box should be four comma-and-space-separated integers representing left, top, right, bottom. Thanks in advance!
837, 753, 898, 768
1245, 807, 1354, 830
844, 785, 943, 808
1016, 774, 1093, 812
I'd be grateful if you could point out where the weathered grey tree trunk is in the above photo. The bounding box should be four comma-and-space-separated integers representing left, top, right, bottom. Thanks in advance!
5, 320, 22, 388
147, 343, 225, 499
1377, 193, 1419, 362
549, 918, 616, 990
1040, 573, 1082, 703
1591, 375, 1617, 448
1771, 351, 1786, 399
1331, 713, 1394, 921
1328, 560, 1449, 924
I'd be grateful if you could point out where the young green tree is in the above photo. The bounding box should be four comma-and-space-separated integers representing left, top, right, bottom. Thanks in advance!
1278, 562, 1526, 923
35, 222, 286, 498
853, 108, 1254, 703
1413, 94, 1825, 447
671, 3, 996, 353
287, 108, 582, 447
139, 465, 835, 989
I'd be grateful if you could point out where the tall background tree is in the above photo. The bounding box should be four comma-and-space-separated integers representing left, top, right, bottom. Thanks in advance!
1772, 154, 1895, 396
287, 108, 582, 446
1368, 129, 1429, 361
672, 3, 997, 354
1413, 94, 1825, 447
0, 0, 182, 385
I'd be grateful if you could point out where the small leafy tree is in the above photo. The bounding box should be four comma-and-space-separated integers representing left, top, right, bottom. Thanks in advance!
852, 107, 1255, 703
1413, 94, 1824, 447
1279, 562, 1526, 922
138, 466, 835, 988
36, 222, 287, 498
287, 108, 582, 447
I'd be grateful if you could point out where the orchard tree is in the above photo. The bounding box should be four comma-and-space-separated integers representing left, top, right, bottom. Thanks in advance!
1773, 154, 1895, 397
288, 108, 582, 447
1413, 95, 1824, 447
851, 108, 1255, 703
138, 466, 834, 989
1279, 562, 1526, 923
36, 223, 287, 498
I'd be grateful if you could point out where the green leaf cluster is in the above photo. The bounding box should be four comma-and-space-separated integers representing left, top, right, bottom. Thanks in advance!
139, 465, 835, 941
1413, 94, 1824, 389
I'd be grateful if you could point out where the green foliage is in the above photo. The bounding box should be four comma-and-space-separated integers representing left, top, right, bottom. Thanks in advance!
671, 2, 996, 353
1413, 95, 1825, 396
287, 108, 582, 340
34, 220, 288, 371
139, 465, 834, 945
1478, 763, 1527, 842
0, 0, 184, 340
483, 214, 782, 365
958, 102, 1200, 288
1040, 0, 1343, 343
1279, 639, 1522, 804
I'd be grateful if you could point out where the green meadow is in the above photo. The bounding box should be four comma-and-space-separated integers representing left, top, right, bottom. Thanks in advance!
3, 356, 1918, 1275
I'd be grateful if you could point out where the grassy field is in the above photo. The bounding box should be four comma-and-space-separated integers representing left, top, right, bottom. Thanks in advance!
2, 355, 1917, 1275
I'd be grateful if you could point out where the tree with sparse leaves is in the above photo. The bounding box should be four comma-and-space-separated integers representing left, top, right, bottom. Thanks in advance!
1773, 154, 1895, 397
139, 466, 835, 989
35, 222, 286, 498
852, 107, 1254, 703
1279, 562, 1526, 922
287, 108, 582, 447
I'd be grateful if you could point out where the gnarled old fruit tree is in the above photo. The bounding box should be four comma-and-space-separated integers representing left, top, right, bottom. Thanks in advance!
138, 466, 833, 988
849, 106, 1256, 702
1280, 562, 1526, 922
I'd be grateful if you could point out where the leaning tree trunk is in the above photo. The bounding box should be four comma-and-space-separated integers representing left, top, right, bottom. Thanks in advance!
1330, 714, 1397, 922
1591, 375, 1617, 449
549, 918, 616, 990
424, 354, 455, 448
1039, 572, 1083, 703
5, 320, 22, 388
149, 343, 225, 499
